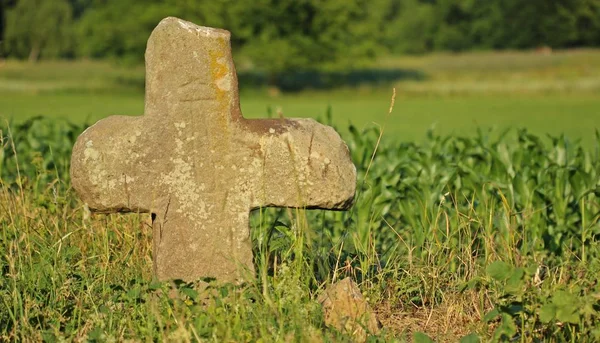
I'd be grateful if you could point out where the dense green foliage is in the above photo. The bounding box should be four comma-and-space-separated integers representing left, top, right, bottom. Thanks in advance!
1, 117, 600, 341
2, 0, 600, 73
2, 0, 73, 61
389, 0, 600, 53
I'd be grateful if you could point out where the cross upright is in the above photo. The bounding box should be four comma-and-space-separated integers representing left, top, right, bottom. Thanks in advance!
70, 17, 357, 283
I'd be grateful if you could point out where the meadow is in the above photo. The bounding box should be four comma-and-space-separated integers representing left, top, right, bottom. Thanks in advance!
1, 49, 600, 145
1, 50, 600, 341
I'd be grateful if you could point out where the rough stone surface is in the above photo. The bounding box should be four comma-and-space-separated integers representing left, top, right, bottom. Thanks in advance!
318, 278, 380, 341
70, 17, 357, 283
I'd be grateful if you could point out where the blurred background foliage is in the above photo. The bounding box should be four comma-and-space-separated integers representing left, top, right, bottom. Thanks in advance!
1, 0, 600, 78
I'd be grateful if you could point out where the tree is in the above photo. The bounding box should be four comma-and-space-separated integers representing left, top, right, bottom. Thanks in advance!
4, 0, 73, 61
572, 0, 600, 46
75, 0, 227, 62
384, 0, 436, 54
1, 0, 18, 56
5, 0, 599, 66
75, 0, 390, 81
222, 0, 389, 83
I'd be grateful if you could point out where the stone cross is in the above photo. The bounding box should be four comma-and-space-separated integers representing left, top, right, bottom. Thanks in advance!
70, 17, 356, 283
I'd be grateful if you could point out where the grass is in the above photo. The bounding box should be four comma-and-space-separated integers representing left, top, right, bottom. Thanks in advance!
1, 50, 600, 341
1, 49, 599, 146
1, 115, 600, 341
3, 91, 598, 146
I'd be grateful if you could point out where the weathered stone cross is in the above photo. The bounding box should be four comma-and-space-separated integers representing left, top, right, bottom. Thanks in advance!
70, 17, 356, 283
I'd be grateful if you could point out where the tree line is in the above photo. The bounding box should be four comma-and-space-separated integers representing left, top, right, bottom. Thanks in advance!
1, 0, 600, 75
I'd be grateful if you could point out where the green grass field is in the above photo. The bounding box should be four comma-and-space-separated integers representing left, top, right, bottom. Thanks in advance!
1, 49, 599, 145
1, 50, 600, 341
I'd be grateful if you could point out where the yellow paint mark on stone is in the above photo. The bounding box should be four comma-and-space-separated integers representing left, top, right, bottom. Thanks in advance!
209, 38, 231, 132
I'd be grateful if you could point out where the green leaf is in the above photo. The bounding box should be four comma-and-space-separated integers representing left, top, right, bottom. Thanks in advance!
484, 308, 501, 322
592, 327, 600, 340
552, 290, 577, 307
148, 280, 163, 291
126, 287, 141, 300
553, 292, 580, 324
458, 278, 480, 292
413, 332, 435, 343
88, 326, 104, 341
94, 305, 108, 316
180, 287, 199, 301
459, 333, 480, 343
581, 301, 596, 318
505, 268, 524, 294
539, 304, 556, 323
486, 261, 513, 282
555, 306, 579, 324
493, 313, 517, 341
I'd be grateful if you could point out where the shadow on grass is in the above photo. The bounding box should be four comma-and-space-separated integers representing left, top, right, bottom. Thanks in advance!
109, 67, 427, 93
238, 68, 426, 92
114, 75, 146, 90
